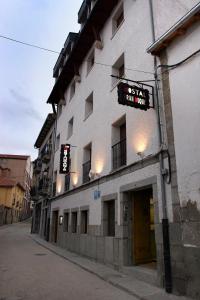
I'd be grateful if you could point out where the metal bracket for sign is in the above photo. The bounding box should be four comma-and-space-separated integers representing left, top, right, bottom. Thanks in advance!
111, 75, 155, 108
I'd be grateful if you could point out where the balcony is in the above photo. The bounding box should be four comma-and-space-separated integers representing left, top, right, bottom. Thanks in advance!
38, 178, 50, 196
52, 182, 56, 197
41, 144, 52, 163
34, 159, 42, 174
112, 138, 126, 170
82, 160, 91, 183
78, 0, 91, 24
30, 186, 38, 201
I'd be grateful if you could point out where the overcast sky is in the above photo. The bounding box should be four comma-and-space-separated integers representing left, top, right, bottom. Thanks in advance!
0, 0, 82, 160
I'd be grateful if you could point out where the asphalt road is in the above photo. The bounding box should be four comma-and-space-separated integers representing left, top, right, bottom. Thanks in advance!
0, 222, 137, 300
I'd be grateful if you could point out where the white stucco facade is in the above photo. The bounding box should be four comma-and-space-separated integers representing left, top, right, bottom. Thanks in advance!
165, 22, 200, 210
38, 1, 200, 297
52, 0, 165, 216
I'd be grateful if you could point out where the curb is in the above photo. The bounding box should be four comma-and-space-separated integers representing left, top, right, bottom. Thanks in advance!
30, 235, 192, 300
30, 235, 142, 299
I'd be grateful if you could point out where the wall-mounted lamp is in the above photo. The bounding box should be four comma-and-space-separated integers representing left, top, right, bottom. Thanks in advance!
89, 170, 101, 180
137, 151, 145, 159
59, 215, 63, 225
72, 173, 78, 187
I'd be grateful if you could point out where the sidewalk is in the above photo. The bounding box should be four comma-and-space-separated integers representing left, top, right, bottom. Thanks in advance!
30, 234, 191, 300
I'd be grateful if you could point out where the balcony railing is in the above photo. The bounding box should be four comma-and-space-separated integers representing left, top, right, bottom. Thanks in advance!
41, 144, 52, 163
38, 177, 50, 196
34, 159, 42, 174
52, 182, 56, 197
65, 174, 70, 191
78, 0, 91, 24
30, 187, 38, 200
112, 138, 126, 170
82, 160, 91, 183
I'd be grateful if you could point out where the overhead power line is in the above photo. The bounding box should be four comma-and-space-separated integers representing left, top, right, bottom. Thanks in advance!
0, 33, 154, 75
0, 34, 59, 54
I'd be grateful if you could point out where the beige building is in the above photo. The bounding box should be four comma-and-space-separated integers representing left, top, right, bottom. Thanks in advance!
0, 177, 25, 225
0, 154, 32, 220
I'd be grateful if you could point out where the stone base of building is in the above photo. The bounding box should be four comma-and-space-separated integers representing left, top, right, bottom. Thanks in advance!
48, 220, 200, 299
0, 205, 20, 225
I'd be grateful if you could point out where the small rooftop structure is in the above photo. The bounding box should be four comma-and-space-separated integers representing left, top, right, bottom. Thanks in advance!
34, 113, 56, 149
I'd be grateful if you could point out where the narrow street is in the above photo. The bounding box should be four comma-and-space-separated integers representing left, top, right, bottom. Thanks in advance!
0, 222, 137, 300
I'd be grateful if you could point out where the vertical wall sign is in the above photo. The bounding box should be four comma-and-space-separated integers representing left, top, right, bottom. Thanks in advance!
118, 82, 150, 111
59, 144, 70, 174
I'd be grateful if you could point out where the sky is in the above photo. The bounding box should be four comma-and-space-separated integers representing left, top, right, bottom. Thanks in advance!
0, 0, 82, 160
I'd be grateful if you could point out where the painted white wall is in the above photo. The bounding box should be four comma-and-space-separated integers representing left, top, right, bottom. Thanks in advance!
152, 0, 200, 39
51, 0, 186, 224
51, 161, 173, 224
165, 22, 200, 209
55, 0, 159, 191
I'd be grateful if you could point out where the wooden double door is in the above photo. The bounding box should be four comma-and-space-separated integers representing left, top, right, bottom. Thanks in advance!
132, 188, 156, 265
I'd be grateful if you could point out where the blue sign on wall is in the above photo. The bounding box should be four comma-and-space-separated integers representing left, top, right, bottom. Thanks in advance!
94, 190, 101, 200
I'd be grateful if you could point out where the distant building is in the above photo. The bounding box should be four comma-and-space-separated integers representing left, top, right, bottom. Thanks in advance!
31, 113, 56, 240
0, 177, 25, 225
0, 154, 32, 221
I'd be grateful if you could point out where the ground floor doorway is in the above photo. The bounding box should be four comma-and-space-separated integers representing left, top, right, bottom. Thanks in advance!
132, 188, 156, 267
52, 210, 58, 243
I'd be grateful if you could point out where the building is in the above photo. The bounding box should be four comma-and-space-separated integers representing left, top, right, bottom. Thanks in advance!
147, 3, 200, 298
0, 176, 25, 225
0, 154, 32, 221
34, 1, 200, 298
31, 113, 56, 240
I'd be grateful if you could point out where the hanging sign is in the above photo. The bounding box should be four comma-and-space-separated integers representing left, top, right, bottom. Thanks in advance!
59, 144, 70, 174
118, 82, 150, 111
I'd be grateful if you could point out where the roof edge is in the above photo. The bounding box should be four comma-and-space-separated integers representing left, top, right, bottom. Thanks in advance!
34, 113, 56, 149
147, 3, 200, 55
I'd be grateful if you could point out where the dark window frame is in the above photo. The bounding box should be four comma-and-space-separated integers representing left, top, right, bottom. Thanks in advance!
71, 211, 78, 233
103, 200, 115, 237
63, 212, 69, 232
80, 210, 89, 234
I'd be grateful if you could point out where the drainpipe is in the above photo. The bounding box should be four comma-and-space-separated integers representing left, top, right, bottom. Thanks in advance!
148, 0, 172, 293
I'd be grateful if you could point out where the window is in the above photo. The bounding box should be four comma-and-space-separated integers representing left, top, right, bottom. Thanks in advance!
81, 210, 88, 234
65, 173, 70, 191
84, 92, 93, 120
103, 200, 115, 236
112, 4, 124, 35
118, 63, 124, 78
112, 115, 126, 169
112, 53, 125, 86
63, 212, 69, 232
87, 50, 95, 74
57, 103, 62, 118
67, 117, 74, 139
71, 211, 78, 233
53, 171, 57, 196
56, 134, 60, 151
82, 143, 92, 183
70, 80, 75, 100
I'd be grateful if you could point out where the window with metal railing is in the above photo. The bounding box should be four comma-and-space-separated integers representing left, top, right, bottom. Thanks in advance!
65, 174, 70, 191
82, 160, 91, 183
52, 182, 56, 197
112, 138, 126, 170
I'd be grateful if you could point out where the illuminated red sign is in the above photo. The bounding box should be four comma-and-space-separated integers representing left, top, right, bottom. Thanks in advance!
118, 82, 150, 111
59, 144, 70, 174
